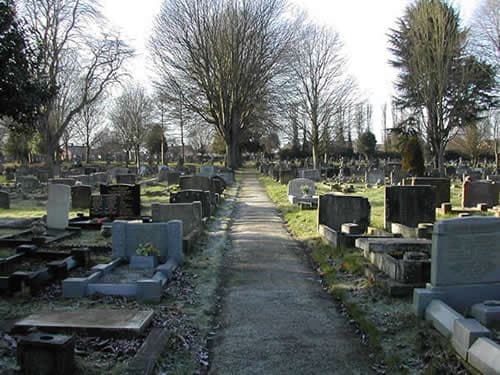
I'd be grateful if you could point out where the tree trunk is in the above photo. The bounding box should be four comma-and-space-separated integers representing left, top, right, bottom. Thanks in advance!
135, 145, 140, 171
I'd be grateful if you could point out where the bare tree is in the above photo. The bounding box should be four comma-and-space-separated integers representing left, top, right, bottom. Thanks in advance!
469, 0, 499, 70
291, 23, 354, 169
19, 0, 133, 170
151, 0, 297, 168
110, 83, 154, 170
74, 96, 107, 163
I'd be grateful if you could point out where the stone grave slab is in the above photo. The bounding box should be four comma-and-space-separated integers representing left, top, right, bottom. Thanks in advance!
287, 178, 316, 204
14, 309, 154, 337
71, 185, 91, 209
0, 191, 10, 209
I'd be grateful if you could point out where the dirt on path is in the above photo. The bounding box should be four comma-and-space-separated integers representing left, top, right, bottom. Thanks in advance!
209, 171, 374, 374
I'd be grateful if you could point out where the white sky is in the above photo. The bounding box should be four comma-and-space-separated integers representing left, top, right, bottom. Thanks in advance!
101, 0, 480, 141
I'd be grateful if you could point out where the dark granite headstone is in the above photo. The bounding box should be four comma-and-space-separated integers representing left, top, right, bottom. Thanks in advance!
99, 184, 141, 217
71, 185, 92, 209
90, 194, 120, 218
317, 194, 370, 232
385, 186, 436, 230
410, 177, 450, 207
116, 174, 136, 185
0, 191, 10, 209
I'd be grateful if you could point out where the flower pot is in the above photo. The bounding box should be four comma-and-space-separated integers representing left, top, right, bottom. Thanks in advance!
130, 255, 159, 269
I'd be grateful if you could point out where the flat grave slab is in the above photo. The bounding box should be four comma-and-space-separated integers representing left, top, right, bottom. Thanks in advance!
14, 309, 154, 337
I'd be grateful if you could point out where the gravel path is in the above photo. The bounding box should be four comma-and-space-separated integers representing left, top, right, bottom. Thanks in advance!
209, 171, 374, 374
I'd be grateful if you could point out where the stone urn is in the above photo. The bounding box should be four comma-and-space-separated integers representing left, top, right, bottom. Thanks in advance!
31, 220, 46, 237
100, 225, 112, 238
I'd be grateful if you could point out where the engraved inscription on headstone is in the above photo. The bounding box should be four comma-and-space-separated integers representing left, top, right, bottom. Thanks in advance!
100, 184, 140, 217
90, 194, 121, 218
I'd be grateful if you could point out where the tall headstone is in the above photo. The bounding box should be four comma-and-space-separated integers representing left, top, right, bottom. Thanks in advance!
47, 184, 71, 230
116, 174, 136, 185
90, 194, 120, 218
0, 191, 10, 209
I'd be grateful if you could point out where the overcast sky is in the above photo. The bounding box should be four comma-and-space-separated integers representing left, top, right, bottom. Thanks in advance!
101, 0, 481, 140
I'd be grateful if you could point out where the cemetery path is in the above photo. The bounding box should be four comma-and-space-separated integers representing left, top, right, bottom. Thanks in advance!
209, 171, 374, 374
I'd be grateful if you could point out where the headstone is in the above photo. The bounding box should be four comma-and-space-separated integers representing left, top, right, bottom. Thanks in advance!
112, 220, 183, 264
170, 189, 211, 217
0, 191, 9, 209
179, 175, 212, 193
158, 166, 170, 182
152, 202, 202, 236
166, 171, 180, 185
385, 186, 436, 230
462, 179, 499, 208
116, 174, 136, 185
279, 169, 296, 185
16, 175, 40, 191
318, 193, 370, 233
100, 184, 141, 218
298, 169, 321, 182
47, 184, 71, 230
410, 177, 451, 208
69, 175, 92, 186
287, 178, 316, 204
414, 217, 500, 316
91, 172, 109, 186
49, 178, 76, 186
71, 185, 92, 209
211, 175, 226, 195
199, 165, 217, 177
89, 194, 120, 218
365, 169, 385, 185
217, 168, 235, 185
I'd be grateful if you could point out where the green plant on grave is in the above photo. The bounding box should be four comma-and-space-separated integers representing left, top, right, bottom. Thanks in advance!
135, 242, 160, 256
300, 185, 311, 195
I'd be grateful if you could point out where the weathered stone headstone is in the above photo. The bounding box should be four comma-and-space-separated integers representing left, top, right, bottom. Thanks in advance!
100, 184, 141, 218
199, 165, 217, 177
49, 178, 76, 186
365, 169, 385, 185
410, 177, 451, 208
170, 189, 211, 217
116, 174, 136, 185
91, 172, 109, 186
89, 194, 120, 218
298, 169, 321, 182
385, 186, 436, 230
0, 191, 10, 209
414, 217, 500, 316
211, 175, 226, 195
47, 184, 71, 230
179, 175, 212, 193
152, 202, 202, 236
16, 175, 40, 191
71, 185, 92, 209
462, 179, 499, 208
287, 178, 316, 204
318, 193, 370, 232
